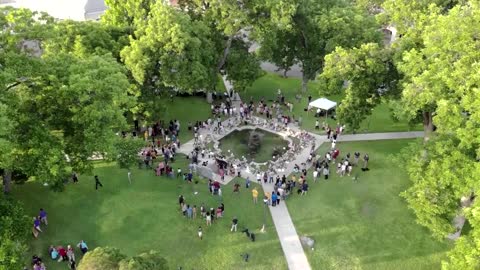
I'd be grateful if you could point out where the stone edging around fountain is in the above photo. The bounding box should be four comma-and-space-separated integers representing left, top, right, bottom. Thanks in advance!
213, 125, 294, 167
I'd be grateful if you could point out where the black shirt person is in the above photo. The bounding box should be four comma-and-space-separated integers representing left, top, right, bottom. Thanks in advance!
94, 175, 103, 190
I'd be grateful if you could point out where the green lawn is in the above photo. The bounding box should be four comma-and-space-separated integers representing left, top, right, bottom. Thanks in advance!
219, 128, 289, 163
156, 96, 212, 142
242, 73, 422, 134
13, 158, 286, 270
287, 140, 450, 270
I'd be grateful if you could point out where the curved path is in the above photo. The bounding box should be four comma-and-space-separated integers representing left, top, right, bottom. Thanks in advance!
178, 77, 425, 270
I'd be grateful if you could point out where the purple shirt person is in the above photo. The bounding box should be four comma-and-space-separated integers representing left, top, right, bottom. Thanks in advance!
33, 217, 42, 232
39, 208, 48, 225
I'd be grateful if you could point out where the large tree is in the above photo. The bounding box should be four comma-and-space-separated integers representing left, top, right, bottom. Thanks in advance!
1, 51, 134, 192
258, 0, 381, 92
398, 2, 480, 268
320, 43, 399, 132
120, 3, 218, 92
0, 10, 135, 191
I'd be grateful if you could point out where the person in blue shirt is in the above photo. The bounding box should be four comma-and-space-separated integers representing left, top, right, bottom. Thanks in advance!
271, 192, 278, 207
49, 246, 58, 260
77, 240, 88, 254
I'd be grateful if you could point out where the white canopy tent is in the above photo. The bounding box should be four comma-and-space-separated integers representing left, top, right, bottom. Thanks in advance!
309, 97, 337, 110
308, 98, 337, 119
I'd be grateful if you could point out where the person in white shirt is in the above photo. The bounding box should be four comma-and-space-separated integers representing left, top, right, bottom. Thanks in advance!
313, 170, 318, 182
331, 140, 336, 149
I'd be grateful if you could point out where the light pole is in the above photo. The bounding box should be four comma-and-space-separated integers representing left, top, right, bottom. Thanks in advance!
261, 197, 268, 232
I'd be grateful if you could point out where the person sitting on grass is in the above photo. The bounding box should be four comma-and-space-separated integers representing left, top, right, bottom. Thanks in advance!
32, 217, 42, 238
233, 182, 240, 193
77, 240, 88, 254
33, 261, 46, 270
67, 245, 75, 262
57, 246, 68, 262
49, 246, 58, 260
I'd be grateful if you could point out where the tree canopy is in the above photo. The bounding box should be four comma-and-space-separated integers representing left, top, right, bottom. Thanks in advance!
0, 8, 134, 192
258, 0, 381, 92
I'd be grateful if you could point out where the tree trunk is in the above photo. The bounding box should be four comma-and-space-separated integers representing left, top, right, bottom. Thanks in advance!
423, 111, 434, 142
283, 69, 288, 78
301, 72, 309, 93
3, 169, 12, 194
217, 34, 235, 73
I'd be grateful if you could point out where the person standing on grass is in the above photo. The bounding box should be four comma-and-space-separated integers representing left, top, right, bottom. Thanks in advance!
245, 177, 251, 188
323, 166, 329, 180
315, 120, 319, 130
187, 205, 193, 219
72, 172, 79, 183
302, 181, 309, 195
313, 169, 318, 183
193, 205, 197, 219
94, 175, 103, 190
363, 154, 370, 171
352, 151, 359, 166
198, 226, 203, 240
231, 217, 238, 232
206, 212, 212, 226
127, 170, 132, 184
39, 208, 48, 225
252, 188, 258, 204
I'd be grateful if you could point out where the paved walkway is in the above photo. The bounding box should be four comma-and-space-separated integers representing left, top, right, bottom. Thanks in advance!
338, 131, 424, 142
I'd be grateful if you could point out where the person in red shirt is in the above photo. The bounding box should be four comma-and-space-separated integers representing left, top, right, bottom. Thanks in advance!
57, 246, 68, 262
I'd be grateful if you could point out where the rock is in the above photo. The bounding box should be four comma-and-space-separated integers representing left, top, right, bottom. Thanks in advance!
300, 236, 315, 249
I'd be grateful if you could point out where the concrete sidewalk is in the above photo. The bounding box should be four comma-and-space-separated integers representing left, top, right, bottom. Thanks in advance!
338, 131, 424, 142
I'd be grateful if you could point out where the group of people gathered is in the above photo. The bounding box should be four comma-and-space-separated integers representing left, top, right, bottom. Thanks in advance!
29, 207, 88, 270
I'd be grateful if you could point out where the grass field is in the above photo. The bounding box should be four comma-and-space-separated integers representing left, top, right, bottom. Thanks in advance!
155, 96, 213, 143
13, 158, 286, 270
287, 140, 451, 270
242, 73, 422, 134
219, 128, 289, 163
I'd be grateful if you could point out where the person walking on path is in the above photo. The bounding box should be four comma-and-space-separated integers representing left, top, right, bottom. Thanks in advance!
94, 175, 103, 190
252, 188, 258, 204
231, 217, 238, 232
